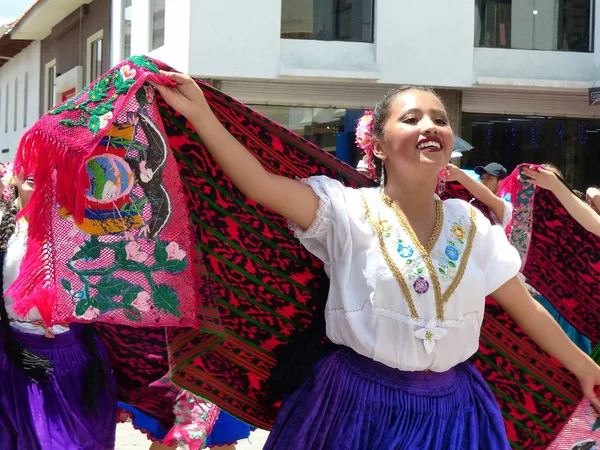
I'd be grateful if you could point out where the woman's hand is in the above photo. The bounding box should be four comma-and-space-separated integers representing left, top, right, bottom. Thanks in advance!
153, 71, 210, 121
522, 166, 562, 192
575, 363, 600, 413
445, 164, 464, 183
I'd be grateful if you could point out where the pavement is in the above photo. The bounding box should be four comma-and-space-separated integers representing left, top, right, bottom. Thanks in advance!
115, 422, 270, 449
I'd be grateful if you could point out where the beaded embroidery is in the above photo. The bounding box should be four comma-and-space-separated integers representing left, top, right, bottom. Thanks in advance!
361, 190, 477, 321
437, 216, 469, 280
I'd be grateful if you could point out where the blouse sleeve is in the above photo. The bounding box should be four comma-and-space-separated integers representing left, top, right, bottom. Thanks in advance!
287, 176, 352, 265
475, 207, 522, 295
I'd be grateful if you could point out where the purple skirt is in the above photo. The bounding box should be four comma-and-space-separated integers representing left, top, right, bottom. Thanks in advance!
264, 348, 510, 450
0, 325, 117, 449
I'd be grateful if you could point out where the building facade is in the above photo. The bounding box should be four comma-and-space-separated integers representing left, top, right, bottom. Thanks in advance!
106, 0, 599, 189
0, 24, 40, 163
11, 0, 112, 117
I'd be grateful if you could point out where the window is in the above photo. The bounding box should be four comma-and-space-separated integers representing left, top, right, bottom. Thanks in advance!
251, 105, 347, 153
13, 78, 17, 132
281, 0, 374, 42
462, 113, 600, 190
475, 0, 594, 52
150, 0, 165, 50
23, 72, 28, 128
4, 84, 8, 133
122, 0, 133, 60
45, 61, 57, 112
90, 37, 103, 81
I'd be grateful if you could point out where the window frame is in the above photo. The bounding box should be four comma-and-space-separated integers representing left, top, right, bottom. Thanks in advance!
13, 77, 18, 132
44, 59, 57, 113
280, 0, 375, 43
23, 72, 28, 128
474, 0, 595, 53
149, 0, 166, 51
86, 29, 104, 84
122, 0, 133, 61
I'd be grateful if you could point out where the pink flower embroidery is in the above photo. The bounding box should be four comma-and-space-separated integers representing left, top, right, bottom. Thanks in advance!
125, 241, 148, 263
99, 111, 113, 129
119, 64, 137, 81
132, 291, 151, 312
166, 242, 186, 261
123, 231, 135, 241
144, 85, 155, 104
77, 306, 100, 321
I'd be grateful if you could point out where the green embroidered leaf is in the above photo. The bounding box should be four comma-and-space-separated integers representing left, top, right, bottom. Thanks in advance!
88, 115, 101, 135
75, 298, 92, 316
113, 69, 136, 94
406, 259, 412, 264
59, 119, 81, 127
60, 278, 72, 292
130, 55, 160, 74
124, 308, 142, 322
448, 261, 456, 268
152, 284, 181, 316
72, 236, 102, 261
439, 268, 445, 274
88, 87, 109, 103
160, 258, 188, 274
458, 239, 464, 245
113, 241, 128, 263
592, 417, 600, 432
95, 276, 134, 299
122, 285, 144, 306
449, 241, 456, 246
136, 85, 149, 107
154, 240, 168, 263
417, 267, 423, 274
89, 103, 115, 116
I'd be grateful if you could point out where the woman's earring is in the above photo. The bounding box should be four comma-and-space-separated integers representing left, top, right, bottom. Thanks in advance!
437, 169, 447, 194
380, 164, 386, 186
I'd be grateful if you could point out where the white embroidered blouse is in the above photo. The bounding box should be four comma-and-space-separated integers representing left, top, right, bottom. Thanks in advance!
291, 176, 521, 372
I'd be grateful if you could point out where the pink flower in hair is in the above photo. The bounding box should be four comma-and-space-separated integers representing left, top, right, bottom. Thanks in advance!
355, 111, 377, 180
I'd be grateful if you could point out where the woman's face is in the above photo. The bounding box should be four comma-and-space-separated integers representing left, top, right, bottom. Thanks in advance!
15, 171, 34, 209
376, 90, 453, 181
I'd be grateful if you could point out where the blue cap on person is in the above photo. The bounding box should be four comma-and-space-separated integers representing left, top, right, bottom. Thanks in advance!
474, 162, 508, 180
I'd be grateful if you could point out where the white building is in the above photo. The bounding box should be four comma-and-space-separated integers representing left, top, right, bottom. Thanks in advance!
0, 23, 40, 164
112, 0, 599, 189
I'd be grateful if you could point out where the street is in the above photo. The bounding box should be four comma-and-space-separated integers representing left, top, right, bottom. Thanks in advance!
116, 422, 270, 449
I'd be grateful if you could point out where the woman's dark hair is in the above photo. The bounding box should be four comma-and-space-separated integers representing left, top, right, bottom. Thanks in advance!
542, 163, 563, 178
573, 190, 586, 201
370, 86, 447, 180
0, 187, 53, 380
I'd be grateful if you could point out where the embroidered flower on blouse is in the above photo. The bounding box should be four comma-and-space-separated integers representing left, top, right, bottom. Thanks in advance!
397, 242, 414, 259
414, 318, 448, 354
413, 277, 429, 294
380, 219, 392, 238
451, 225, 466, 240
444, 245, 459, 261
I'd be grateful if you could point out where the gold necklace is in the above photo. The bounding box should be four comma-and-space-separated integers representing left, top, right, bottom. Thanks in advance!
361, 190, 477, 321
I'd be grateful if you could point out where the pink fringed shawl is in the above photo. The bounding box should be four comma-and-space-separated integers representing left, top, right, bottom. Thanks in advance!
9, 56, 198, 327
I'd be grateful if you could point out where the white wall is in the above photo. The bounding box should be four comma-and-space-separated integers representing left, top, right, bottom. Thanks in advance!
118, 0, 600, 89
187, 0, 281, 78
0, 41, 41, 164
474, 48, 599, 83
185, 0, 475, 86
